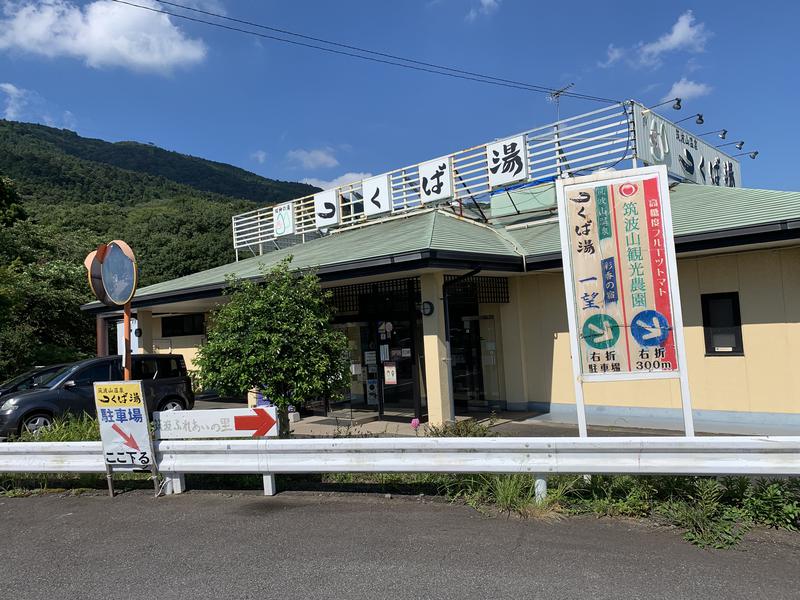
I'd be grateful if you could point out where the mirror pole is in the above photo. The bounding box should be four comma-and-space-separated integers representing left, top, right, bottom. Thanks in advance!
123, 302, 132, 381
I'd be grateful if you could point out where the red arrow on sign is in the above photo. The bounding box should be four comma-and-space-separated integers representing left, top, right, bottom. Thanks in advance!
111, 423, 140, 451
234, 408, 277, 437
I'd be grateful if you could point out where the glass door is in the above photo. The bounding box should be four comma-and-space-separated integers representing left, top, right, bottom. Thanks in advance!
377, 319, 418, 418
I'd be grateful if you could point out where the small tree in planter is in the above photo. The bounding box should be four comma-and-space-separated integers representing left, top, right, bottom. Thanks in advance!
196, 259, 349, 437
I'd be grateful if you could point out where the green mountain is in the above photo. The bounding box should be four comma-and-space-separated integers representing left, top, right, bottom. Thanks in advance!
0, 119, 319, 286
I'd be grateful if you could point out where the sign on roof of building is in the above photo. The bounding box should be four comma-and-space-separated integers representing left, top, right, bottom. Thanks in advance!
632, 102, 740, 188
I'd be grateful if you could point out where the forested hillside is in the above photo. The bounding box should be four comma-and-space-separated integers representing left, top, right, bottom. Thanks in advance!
0, 119, 317, 286
0, 120, 318, 381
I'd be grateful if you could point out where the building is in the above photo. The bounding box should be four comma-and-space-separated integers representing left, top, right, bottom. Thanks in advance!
83, 101, 800, 434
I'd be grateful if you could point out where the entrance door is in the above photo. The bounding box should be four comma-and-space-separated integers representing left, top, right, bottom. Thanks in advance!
376, 319, 418, 418
330, 322, 379, 420
448, 294, 488, 413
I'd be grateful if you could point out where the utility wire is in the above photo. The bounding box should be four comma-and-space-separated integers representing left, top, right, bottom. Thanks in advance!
110, 0, 620, 104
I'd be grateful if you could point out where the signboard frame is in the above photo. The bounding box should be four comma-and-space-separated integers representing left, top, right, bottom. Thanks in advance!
556, 165, 694, 437
94, 379, 159, 497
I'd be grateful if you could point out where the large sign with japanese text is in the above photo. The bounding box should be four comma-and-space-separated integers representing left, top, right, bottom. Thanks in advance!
418, 158, 452, 203
632, 102, 740, 187
557, 166, 688, 380
94, 381, 155, 468
487, 135, 528, 189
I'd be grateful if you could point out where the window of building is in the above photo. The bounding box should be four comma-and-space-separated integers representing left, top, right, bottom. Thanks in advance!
161, 314, 205, 337
701, 292, 743, 355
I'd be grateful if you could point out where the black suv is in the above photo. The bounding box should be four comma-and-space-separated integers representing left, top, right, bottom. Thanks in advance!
0, 354, 195, 437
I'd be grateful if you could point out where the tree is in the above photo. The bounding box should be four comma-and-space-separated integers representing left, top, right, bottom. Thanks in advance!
195, 259, 349, 437
0, 176, 25, 227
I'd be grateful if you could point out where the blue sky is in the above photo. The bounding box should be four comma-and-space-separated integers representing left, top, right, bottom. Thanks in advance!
1, 0, 798, 191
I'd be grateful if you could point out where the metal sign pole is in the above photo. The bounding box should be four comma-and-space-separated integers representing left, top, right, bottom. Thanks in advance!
123, 301, 132, 381
556, 176, 589, 438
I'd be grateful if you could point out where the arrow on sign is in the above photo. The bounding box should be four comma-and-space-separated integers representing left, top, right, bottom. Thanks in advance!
234, 408, 277, 437
636, 316, 663, 340
111, 423, 140, 451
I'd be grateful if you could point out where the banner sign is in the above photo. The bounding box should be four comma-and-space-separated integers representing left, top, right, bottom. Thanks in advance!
154, 407, 278, 439
486, 135, 528, 189
557, 166, 688, 380
273, 202, 294, 237
94, 380, 155, 468
632, 102, 740, 188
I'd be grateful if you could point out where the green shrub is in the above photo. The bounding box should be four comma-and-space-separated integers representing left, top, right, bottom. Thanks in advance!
744, 479, 800, 530
426, 415, 497, 437
654, 479, 751, 549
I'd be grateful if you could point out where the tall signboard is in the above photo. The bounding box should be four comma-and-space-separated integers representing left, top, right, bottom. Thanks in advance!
556, 165, 694, 437
632, 102, 740, 187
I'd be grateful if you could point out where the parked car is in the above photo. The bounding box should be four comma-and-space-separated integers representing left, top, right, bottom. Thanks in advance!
0, 364, 66, 399
0, 354, 194, 437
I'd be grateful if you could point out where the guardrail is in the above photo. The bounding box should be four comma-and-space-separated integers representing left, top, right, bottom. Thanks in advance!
2, 437, 798, 497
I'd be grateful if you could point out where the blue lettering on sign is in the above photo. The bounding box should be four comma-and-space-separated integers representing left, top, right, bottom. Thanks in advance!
601, 257, 618, 304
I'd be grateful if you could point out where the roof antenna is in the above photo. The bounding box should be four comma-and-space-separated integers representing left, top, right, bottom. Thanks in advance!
548, 82, 575, 122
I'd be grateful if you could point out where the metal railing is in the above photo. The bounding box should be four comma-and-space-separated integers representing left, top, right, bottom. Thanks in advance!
232, 102, 634, 257
2, 436, 798, 497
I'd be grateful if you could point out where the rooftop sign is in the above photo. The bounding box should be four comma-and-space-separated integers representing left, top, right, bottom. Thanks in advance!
631, 102, 740, 188
233, 101, 740, 258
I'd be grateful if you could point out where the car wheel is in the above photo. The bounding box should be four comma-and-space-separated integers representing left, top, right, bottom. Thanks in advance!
21, 413, 53, 435
157, 398, 186, 412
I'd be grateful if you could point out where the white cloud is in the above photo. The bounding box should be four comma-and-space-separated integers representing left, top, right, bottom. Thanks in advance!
598, 44, 624, 68
638, 10, 710, 67
0, 81, 76, 128
0, 0, 207, 74
466, 0, 500, 22
250, 149, 267, 164
662, 77, 712, 102
0, 82, 27, 119
286, 147, 339, 169
302, 172, 373, 190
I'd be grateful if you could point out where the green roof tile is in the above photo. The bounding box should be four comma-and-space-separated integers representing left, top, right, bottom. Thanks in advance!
86, 183, 800, 310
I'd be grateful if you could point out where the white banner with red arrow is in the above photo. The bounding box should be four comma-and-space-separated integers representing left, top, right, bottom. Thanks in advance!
154, 407, 278, 440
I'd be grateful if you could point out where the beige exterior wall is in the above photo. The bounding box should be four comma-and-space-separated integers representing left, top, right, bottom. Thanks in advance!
499, 246, 800, 415
136, 312, 207, 373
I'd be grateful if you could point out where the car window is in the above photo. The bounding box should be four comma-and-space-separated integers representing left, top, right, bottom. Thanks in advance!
40, 365, 75, 389
73, 363, 111, 386
155, 358, 181, 378
133, 358, 158, 380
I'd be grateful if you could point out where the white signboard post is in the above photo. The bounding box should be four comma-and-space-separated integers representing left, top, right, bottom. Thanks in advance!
273, 202, 294, 237
314, 189, 340, 229
486, 135, 528, 188
95, 380, 157, 496
154, 407, 278, 439
418, 157, 453, 203
362, 174, 392, 217
556, 165, 694, 438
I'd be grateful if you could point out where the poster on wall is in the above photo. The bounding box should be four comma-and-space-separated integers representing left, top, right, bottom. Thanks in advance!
556, 165, 694, 435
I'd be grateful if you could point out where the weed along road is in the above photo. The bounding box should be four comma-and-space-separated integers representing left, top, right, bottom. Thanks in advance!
1, 492, 798, 600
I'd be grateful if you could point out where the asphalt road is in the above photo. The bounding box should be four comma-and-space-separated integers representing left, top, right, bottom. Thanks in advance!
2, 492, 798, 599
